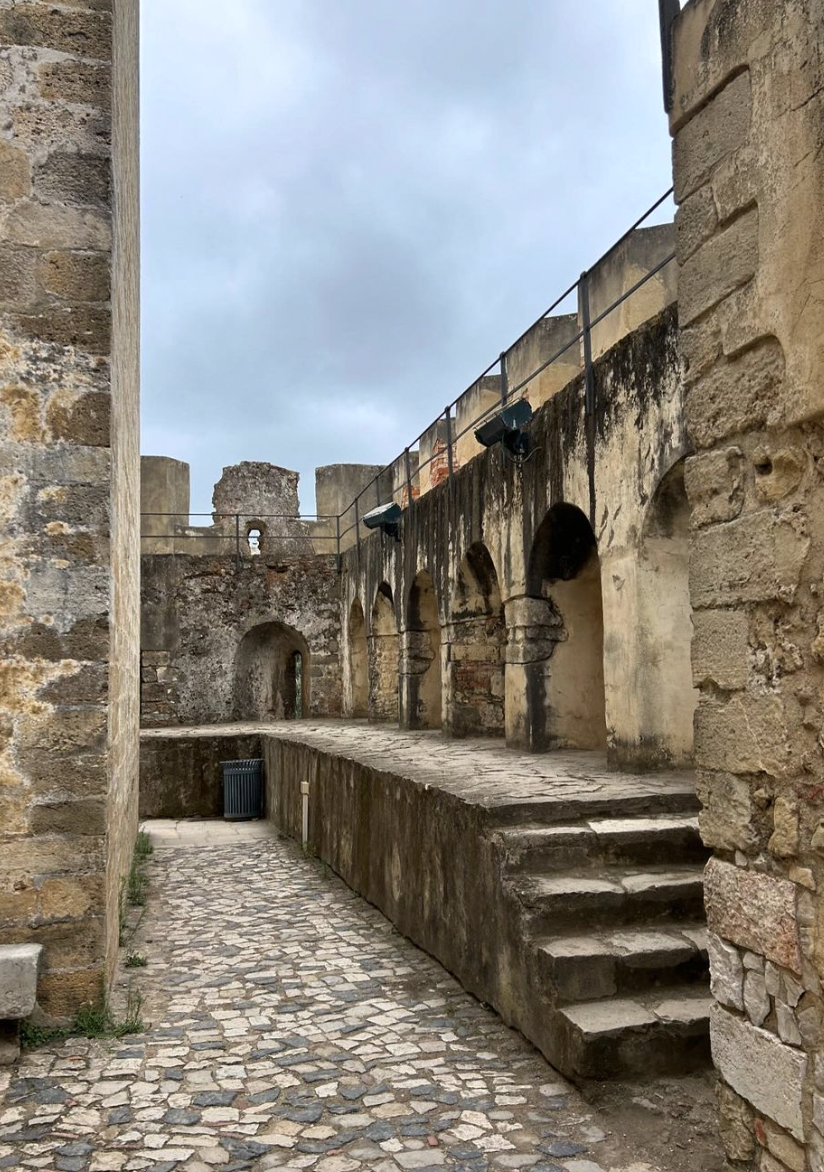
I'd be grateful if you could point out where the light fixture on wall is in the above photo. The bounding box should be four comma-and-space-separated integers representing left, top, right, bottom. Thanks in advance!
474, 399, 534, 464
362, 501, 402, 541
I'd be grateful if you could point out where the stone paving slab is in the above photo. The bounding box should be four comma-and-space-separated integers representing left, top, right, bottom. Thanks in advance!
141, 721, 695, 814
0, 823, 664, 1172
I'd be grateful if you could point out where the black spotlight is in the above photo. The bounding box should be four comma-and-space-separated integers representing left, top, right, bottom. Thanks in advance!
362, 501, 403, 541
474, 399, 533, 462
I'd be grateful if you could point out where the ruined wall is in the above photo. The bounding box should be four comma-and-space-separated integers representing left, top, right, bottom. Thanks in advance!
140, 553, 342, 727
0, 0, 140, 1017
340, 306, 695, 769
670, 0, 824, 1166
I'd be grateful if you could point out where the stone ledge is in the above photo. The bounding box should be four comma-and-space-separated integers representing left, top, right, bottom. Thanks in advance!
0, 942, 43, 1019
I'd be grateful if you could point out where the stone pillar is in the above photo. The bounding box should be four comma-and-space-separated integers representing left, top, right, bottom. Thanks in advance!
0, 0, 140, 1018
398, 628, 435, 730
504, 597, 564, 751
670, 0, 824, 1165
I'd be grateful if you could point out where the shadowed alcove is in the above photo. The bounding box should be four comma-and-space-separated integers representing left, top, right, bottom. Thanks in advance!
348, 598, 369, 718
445, 542, 505, 737
527, 503, 606, 750
233, 621, 310, 720
369, 583, 399, 722
403, 569, 442, 729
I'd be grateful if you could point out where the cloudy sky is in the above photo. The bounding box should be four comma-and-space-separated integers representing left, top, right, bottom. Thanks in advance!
140, 2, 673, 515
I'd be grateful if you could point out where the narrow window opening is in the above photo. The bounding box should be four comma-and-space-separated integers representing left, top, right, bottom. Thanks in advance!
247, 527, 262, 555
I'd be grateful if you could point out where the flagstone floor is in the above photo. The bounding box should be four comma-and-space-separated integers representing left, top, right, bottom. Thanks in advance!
0, 821, 695, 1172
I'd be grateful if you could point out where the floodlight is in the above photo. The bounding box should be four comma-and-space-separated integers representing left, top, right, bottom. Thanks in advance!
475, 399, 533, 462
362, 501, 403, 541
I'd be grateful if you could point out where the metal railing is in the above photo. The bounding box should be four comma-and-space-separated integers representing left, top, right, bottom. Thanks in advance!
141, 188, 676, 568
335, 187, 675, 549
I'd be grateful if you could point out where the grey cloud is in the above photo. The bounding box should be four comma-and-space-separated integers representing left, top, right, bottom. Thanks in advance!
141, 0, 672, 512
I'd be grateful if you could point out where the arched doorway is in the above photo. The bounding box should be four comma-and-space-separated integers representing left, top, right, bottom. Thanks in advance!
402, 569, 443, 729
348, 599, 369, 718
525, 504, 606, 750
234, 621, 310, 720
369, 584, 399, 722
445, 543, 505, 737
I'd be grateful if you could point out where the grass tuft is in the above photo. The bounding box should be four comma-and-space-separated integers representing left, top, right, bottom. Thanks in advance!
125, 953, 147, 968
20, 988, 143, 1050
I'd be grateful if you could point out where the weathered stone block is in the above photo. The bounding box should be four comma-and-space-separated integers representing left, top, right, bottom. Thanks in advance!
697, 771, 757, 853
675, 183, 718, 261
38, 59, 112, 108
8, 306, 111, 353
0, 139, 31, 202
691, 610, 749, 691
686, 336, 786, 448
0, 246, 38, 307
708, 931, 744, 1010
744, 969, 770, 1026
1, 200, 110, 251
0, 4, 112, 61
39, 251, 110, 303
711, 1006, 807, 1140
695, 693, 793, 778
38, 874, 104, 922
673, 71, 752, 201
753, 445, 806, 504
34, 153, 110, 207
684, 447, 744, 527
717, 1082, 754, 1162
690, 510, 809, 609
704, 858, 802, 974
679, 312, 722, 384
712, 145, 759, 224
45, 389, 111, 446
679, 207, 758, 327
0, 943, 42, 1018
30, 799, 107, 837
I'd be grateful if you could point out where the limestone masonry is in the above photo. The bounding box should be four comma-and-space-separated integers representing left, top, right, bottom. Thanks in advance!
2, 3, 824, 1172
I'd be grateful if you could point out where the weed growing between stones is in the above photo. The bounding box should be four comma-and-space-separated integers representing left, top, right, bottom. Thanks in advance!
125, 953, 148, 968
20, 988, 144, 1051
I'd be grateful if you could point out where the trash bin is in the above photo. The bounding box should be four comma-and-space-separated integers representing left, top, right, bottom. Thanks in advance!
220, 758, 264, 821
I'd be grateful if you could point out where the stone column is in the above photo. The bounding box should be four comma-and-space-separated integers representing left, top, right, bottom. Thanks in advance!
0, 0, 140, 1018
670, 0, 824, 1165
504, 597, 564, 751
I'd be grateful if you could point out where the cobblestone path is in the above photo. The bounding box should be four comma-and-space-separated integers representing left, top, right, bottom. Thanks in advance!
0, 826, 658, 1172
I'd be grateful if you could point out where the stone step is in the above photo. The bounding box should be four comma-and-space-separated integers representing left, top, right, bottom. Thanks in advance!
552, 988, 712, 1079
486, 787, 699, 829
498, 814, 707, 873
533, 923, 709, 1002
512, 866, 705, 931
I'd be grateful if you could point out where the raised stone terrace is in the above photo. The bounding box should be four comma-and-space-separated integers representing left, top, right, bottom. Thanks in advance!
141, 723, 711, 1083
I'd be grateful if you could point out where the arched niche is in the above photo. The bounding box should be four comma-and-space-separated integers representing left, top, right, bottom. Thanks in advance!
632, 458, 696, 766
369, 583, 399, 722
347, 598, 369, 718
234, 621, 310, 720
445, 543, 505, 737
525, 503, 607, 751
402, 569, 443, 729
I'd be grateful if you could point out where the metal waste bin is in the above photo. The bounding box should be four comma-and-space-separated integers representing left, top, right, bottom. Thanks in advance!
220, 758, 264, 821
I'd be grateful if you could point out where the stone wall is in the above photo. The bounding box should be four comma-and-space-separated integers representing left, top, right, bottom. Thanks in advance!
340, 305, 697, 771
0, 0, 140, 1018
670, 0, 824, 1166
140, 552, 342, 726
140, 730, 261, 819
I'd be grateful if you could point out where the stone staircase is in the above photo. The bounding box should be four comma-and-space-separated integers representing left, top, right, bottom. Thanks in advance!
494, 798, 712, 1080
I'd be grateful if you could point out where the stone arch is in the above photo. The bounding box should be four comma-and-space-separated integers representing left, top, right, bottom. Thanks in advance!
401, 569, 443, 730
633, 457, 696, 766
516, 503, 606, 751
347, 598, 369, 718
234, 621, 310, 720
369, 583, 399, 722
445, 542, 505, 737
